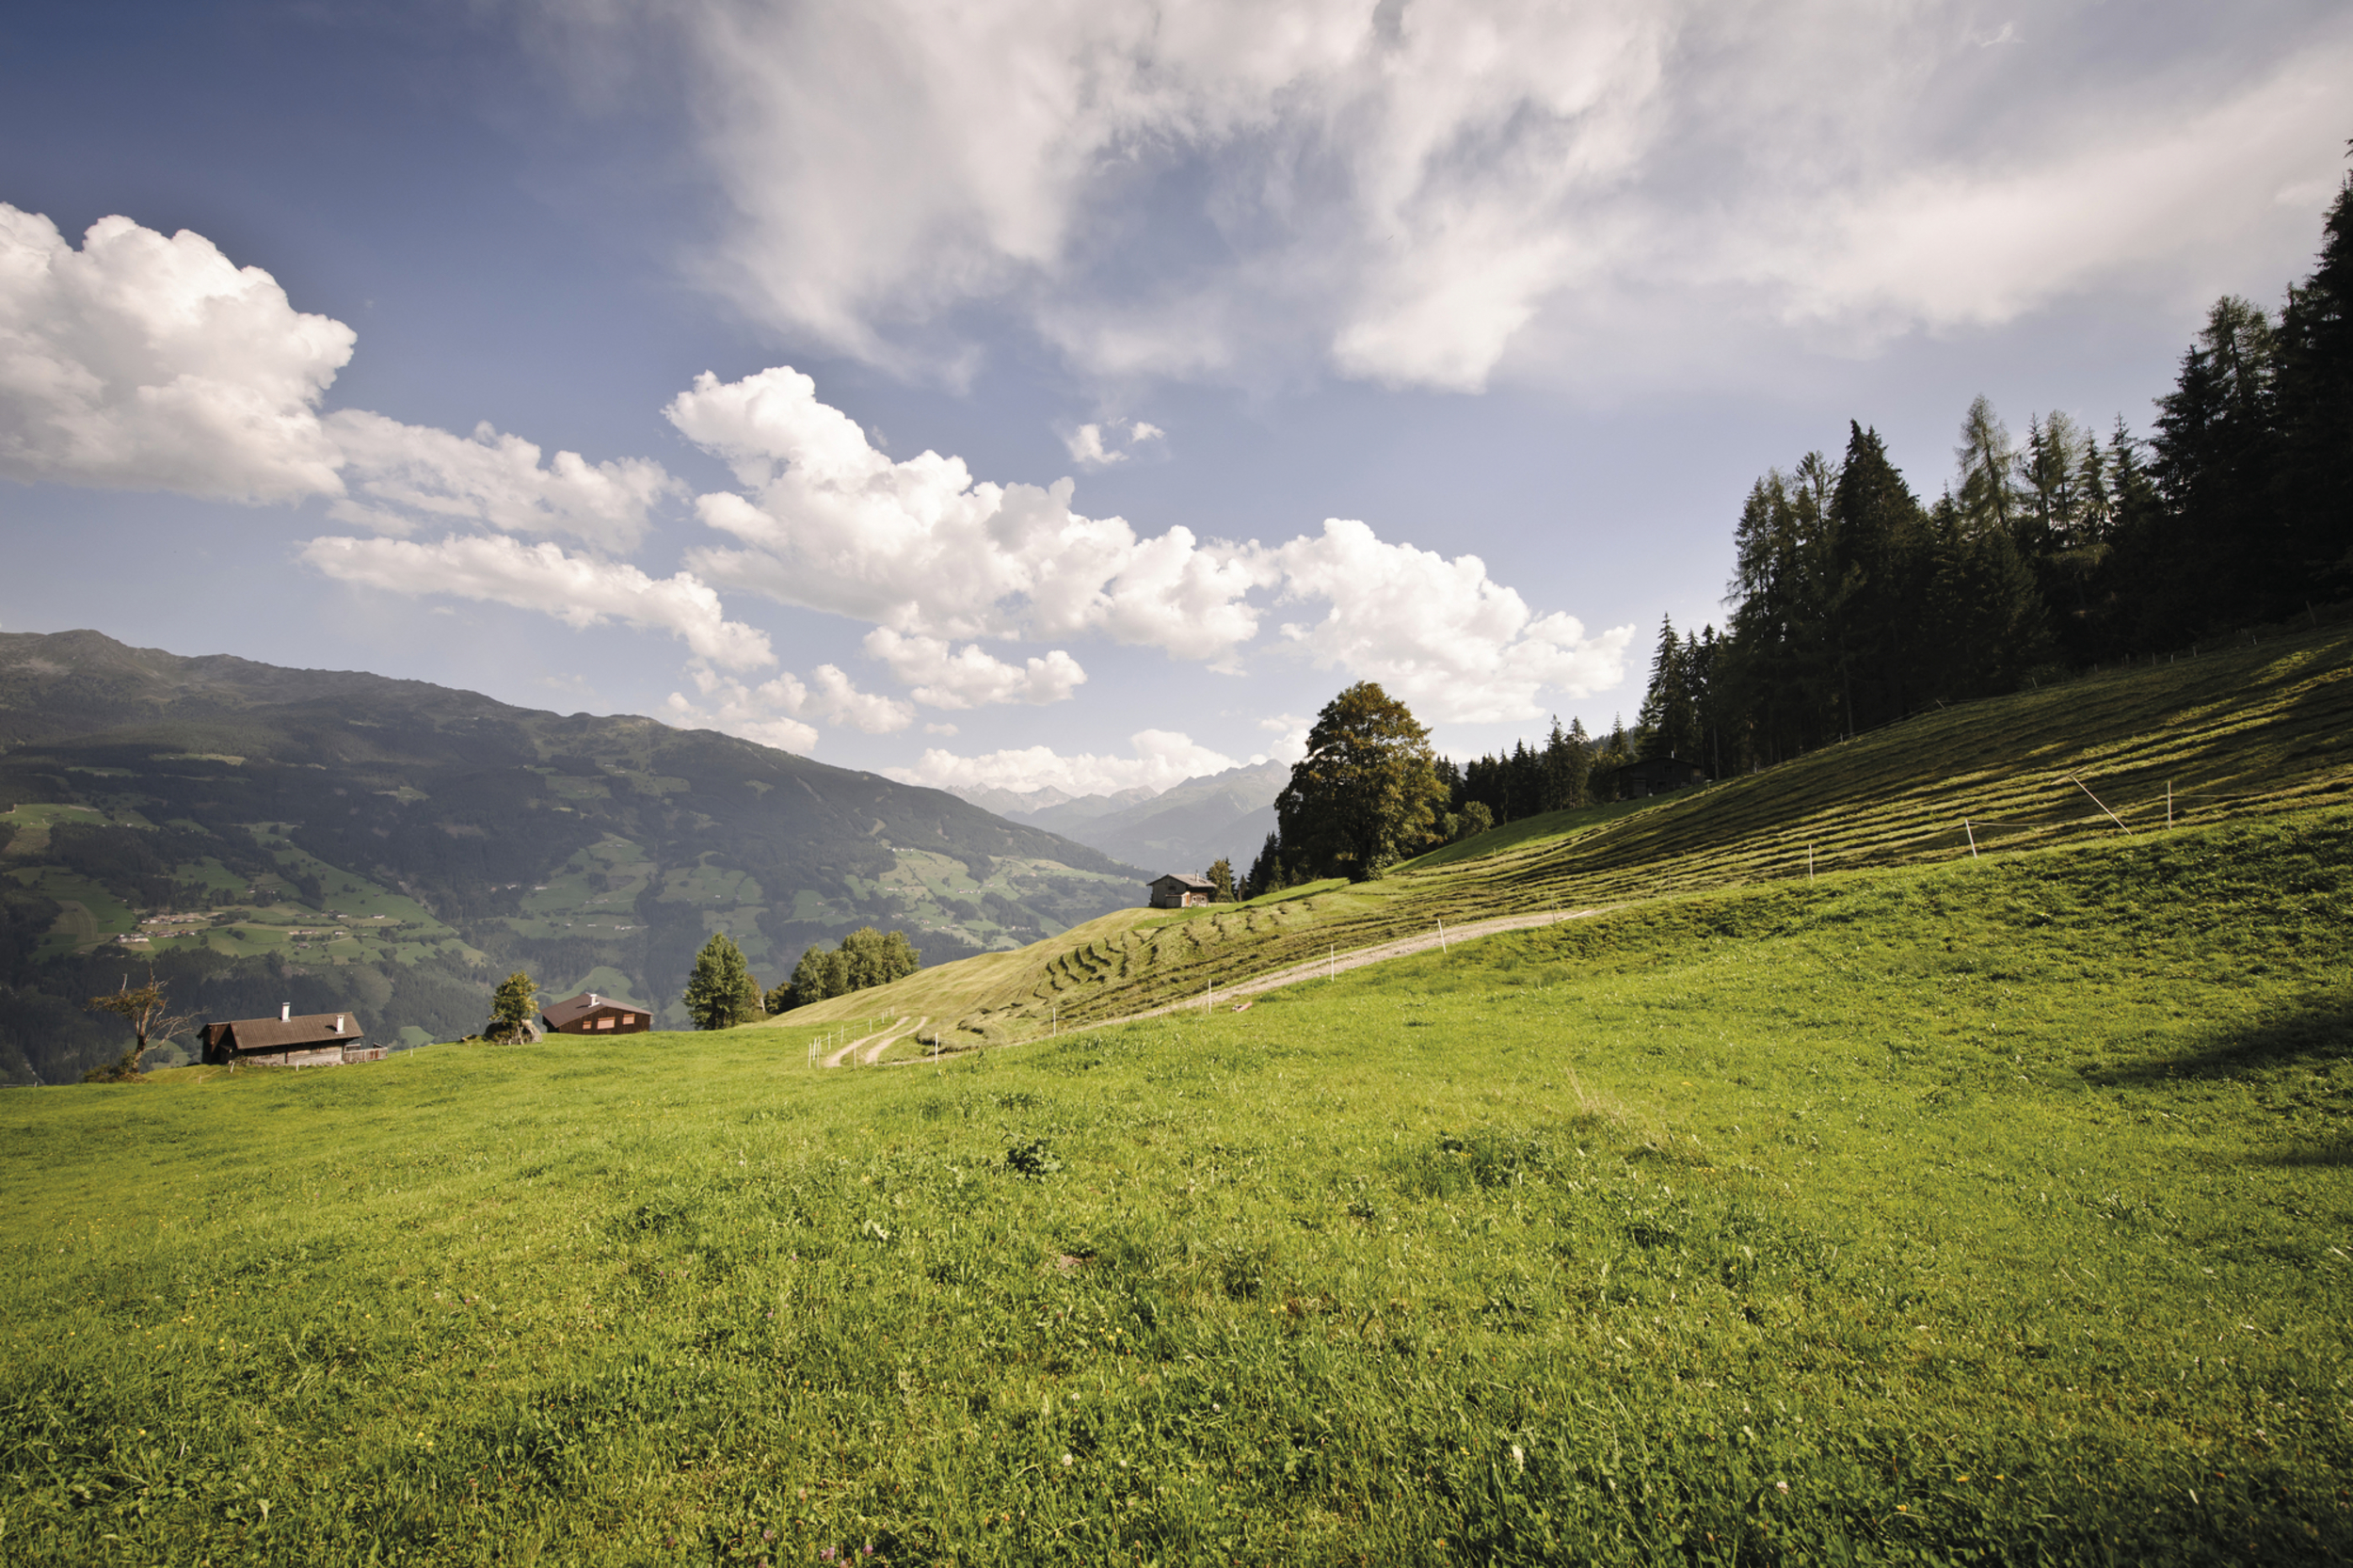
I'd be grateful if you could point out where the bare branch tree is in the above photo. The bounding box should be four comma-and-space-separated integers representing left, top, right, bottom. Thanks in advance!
83, 968, 195, 1082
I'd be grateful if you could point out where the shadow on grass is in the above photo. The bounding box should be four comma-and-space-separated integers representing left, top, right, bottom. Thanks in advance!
2091, 988, 2352, 1087
2091, 988, 2352, 1166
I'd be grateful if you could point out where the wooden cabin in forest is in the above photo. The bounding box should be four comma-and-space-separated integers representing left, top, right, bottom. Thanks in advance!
1147, 872, 1216, 909
201, 1006, 380, 1066
541, 992, 652, 1035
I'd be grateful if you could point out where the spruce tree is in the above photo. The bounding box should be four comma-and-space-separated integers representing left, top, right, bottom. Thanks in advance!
2271, 163, 2353, 600
2150, 296, 2279, 635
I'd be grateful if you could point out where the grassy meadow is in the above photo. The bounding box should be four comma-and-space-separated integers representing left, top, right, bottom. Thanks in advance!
763, 621, 2353, 1053
3, 806, 2347, 1564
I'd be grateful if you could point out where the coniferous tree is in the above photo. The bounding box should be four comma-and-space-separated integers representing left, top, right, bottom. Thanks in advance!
1241, 832, 1284, 899
1205, 858, 1236, 903
2271, 161, 2353, 600
1636, 615, 1701, 761
2145, 296, 2279, 638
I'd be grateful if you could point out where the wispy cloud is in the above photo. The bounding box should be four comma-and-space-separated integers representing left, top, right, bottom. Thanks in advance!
536, 1, 2353, 392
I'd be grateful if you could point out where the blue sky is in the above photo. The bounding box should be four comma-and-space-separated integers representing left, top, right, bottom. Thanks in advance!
2, 1, 2345, 796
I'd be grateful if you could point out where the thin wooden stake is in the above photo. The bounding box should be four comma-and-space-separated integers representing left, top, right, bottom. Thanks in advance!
2068, 774, 2133, 836
1437, 919, 1448, 952
1807, 843, 1815, 883
1964, 819, 1977, 859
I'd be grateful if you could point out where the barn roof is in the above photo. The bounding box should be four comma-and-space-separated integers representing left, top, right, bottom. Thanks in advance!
205, 1012, 363, 1050
541, 992, 643, 1029
1148, 872, 1216, 890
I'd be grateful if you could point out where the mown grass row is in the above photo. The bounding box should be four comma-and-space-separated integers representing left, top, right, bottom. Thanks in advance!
3, 808, 2346, 1562
832, 623, 2353, 1047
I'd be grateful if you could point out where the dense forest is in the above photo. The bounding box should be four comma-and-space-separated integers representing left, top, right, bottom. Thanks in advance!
1449, 153, 2352, 816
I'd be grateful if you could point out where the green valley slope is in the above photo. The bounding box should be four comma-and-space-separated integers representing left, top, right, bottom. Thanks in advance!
773, 618, 2353, 1053
0, 630, 1141, 1080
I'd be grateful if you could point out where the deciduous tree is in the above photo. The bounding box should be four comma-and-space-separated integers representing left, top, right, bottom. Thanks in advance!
1274, 682, 1449, 881
487, 970, 537, 1043
682, 934, 762, 1032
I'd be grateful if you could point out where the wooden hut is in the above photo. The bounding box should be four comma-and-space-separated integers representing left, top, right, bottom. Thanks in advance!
541, 992, 652, 1035
1146, 872, 1216, 909
200, 1006, 379, 1066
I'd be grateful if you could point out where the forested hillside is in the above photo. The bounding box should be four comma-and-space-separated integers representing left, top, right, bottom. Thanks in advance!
1448, 162, 2353, 808
0, 632, 1139, 1081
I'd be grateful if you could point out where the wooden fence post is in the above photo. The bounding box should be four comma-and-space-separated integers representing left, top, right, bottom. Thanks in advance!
1964, 820, 1977, 859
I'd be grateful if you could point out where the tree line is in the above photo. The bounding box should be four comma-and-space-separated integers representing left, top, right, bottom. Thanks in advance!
1713, 166, 2350, 764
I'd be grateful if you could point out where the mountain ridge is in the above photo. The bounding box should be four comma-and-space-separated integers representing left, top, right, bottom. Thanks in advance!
0, 630, 1145, 1080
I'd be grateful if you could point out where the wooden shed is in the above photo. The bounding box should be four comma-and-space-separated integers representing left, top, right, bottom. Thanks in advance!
1146, 872, 1216, 909
541, 991, 652, 1035
201, 1006, 379, 1067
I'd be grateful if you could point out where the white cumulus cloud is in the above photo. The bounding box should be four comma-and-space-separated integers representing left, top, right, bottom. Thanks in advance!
669, 365, 1628, 718
324, 410, 679, 550
664, 661, 914, 749
1274, 520, 1632, 723
863, 628, 1087, 709
666, 366, 1273, 660
1062, 418, 1164, 468
300, 533, 775, 671
890, 728, 1240, 797
0, 205, 353, 500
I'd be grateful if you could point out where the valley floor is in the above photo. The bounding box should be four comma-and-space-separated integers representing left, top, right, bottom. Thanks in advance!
1, 810, 2347, 1564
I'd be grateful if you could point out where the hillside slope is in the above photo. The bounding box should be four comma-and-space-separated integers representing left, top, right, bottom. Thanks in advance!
2, 808, 2344, 1562
776, 620, 2353, 1051
0, 631, 1142, 1079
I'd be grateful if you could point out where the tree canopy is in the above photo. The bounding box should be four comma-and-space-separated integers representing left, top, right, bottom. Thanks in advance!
1273, 682, 1449, 881
770, 927, 920, 1013
681, 935, 762, 1032
487, 971, 537, 1043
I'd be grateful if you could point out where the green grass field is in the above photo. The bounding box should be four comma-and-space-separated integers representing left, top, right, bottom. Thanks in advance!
760, 624, 2353, 1055
3, 805, 2345, 1564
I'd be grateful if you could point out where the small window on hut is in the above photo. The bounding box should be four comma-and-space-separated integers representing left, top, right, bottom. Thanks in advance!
597, 1016, 615, 1029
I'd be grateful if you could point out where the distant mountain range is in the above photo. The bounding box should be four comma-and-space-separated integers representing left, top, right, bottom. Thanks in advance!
949, 760, 1286, 877
0, 630, 1144, 1081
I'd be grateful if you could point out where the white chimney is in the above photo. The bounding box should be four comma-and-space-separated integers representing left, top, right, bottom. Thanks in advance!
589, 992, 599, 1006
280, 1003, 290, 1021
334, 1015, 344, 1033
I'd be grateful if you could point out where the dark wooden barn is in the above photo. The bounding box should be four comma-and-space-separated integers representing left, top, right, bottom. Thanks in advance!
201, 1006, 380, 1067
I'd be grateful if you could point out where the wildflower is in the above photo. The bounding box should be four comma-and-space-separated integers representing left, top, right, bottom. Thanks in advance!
1062, 1452, 1074, 1466
1775, 1481, 1789, 1495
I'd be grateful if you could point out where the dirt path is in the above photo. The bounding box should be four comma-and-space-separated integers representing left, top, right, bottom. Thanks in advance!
891, 905, 1609, 1065
860, 1017, 930, 1065
823, 1015, 917, 1068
